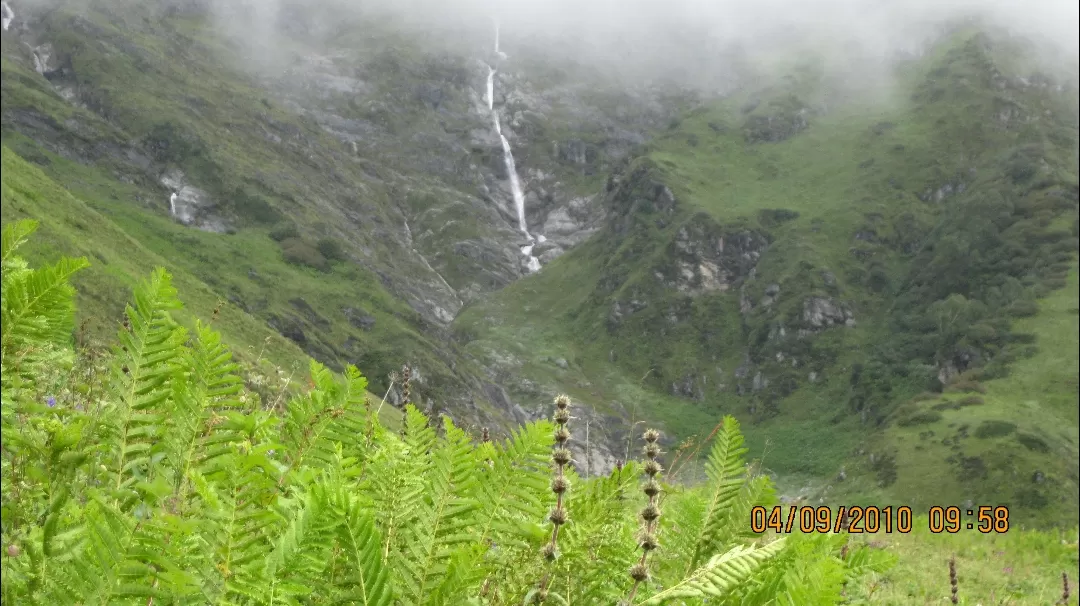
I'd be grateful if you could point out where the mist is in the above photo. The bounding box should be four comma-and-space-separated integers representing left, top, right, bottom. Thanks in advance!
200, 0, 1079, 92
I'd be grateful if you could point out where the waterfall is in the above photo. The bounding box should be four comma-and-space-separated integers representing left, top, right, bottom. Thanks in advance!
485, 20, 540, 271
169, 192, 178, 217
493, 18, 508, 61
496, 121, 528, 234
1, 1, 13, 31
32, 45, 49, 74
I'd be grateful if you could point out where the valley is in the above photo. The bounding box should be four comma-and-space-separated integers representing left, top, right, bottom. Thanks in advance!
2, 0, 1078, 532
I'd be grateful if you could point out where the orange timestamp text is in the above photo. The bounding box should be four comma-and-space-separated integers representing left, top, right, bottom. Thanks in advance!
750, 505, 1012, 534
750, 505, 913, 534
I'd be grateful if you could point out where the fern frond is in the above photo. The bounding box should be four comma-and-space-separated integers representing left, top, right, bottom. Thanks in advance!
278, 361, 370, 482
329, 487, 394, 606
552, 464, 640, 604
195, 448, 283, 604
688, 415, 749, 571
638, 539, 786, 605
475, 420, 553, 547
395, 415, 480, 604
41, 496, 170, 604
364, 426, 425, 569
259, 483, 339, 604
0, 219, 88, 393
167, 321, 244, 506
0, 218, 38, 263
103, 268, 186, 511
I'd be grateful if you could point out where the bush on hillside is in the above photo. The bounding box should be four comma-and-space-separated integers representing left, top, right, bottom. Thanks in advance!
974, 420, 1018, 439
316, 237, 347, 262
229, 187, 281, 225
269, 221, 300, 241
281, 236, 329, 271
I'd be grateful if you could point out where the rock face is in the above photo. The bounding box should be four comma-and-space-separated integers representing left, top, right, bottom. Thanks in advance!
160, 170, 228, 232
802, 297, 855, 329
666, 221, 770, 295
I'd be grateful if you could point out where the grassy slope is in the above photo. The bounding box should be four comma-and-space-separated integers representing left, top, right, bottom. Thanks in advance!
0, 1, 491, 406
456, 29, 1079, 527
1, 146, 402, 428
845, 516, 1078, 604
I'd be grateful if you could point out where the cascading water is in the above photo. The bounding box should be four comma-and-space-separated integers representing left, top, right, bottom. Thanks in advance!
484, 20, 540, 271
494, 18, 508, 61
169, 192, 178, 217
2, 1, 14, 31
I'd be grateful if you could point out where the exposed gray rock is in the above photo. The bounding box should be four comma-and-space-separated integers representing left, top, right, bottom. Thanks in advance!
542, 207, 579, 235
802, 297, 854, 329
343, 307, 376, 331
160, 170, 228, 232
665, 221, 770, 295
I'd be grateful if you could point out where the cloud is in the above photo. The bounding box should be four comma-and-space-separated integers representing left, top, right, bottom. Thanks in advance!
202, 0, 1078, 89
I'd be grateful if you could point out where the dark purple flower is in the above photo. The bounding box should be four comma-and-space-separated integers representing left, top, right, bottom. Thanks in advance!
45, 396, 56, 408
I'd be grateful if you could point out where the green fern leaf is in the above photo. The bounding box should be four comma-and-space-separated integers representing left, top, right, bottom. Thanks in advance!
330, 487, 394, 606
395, 415, 480, 604
0, 219, 88, 393
688, 415, 749, 570
638, 539, 786, 605
474, 420, 553, 546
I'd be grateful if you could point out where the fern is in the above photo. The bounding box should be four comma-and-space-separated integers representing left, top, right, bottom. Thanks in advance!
0, 219, 88, 396
105, 268, 186, 511
167, 321, 244, 505
396, 415, 480, 604
638, 539, 787, 605
329, 485, 395, 605
474, 420, 553, 546
687, 415, 750, 572
1, 229, 894, 606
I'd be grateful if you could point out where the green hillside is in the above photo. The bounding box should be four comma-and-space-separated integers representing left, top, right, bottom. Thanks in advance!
1, 146, 403, 428
456, 30, 1080, 527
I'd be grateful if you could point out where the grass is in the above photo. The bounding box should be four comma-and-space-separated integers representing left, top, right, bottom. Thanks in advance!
0, 0, 488, 404
858, 263, 1080, 530
1, 145, 403, 428
845, 517, 1079, 604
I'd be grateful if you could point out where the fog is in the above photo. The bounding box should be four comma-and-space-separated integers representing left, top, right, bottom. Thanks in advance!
202, 0, 1078, 88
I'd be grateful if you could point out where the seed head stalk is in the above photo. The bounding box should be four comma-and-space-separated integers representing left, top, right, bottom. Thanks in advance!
532, 394, 573, 603
626, 428, 663, 604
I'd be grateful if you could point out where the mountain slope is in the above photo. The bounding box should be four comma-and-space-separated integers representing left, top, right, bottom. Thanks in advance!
455, 29, 1080, 526
1, 0, 681, 442
1, 145, 405, 428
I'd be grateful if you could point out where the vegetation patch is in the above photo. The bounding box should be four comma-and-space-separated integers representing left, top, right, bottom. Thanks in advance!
0, 221, 897, 603
1015, 432, 1051, 453
896, 410, 944, 426
974, 420, 1019, 439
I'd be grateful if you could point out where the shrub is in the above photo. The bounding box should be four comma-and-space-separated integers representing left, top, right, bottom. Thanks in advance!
897, 410, 943, 426
974, 420, 1018, 439
1015, 432, 1051, 453
757, 208, 800, 228
933, 395, 985, 411
316, 237, 347, 262
944, 379, 986, 394
0, 219, 895, 604
269, 222, 300, 241
229, 187, 281, 225
281, 237, 329, 271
